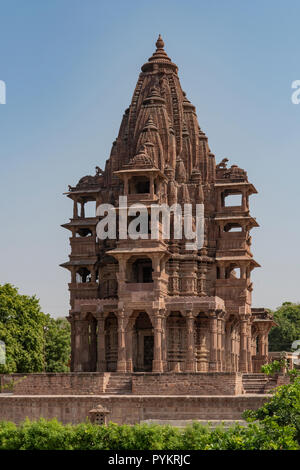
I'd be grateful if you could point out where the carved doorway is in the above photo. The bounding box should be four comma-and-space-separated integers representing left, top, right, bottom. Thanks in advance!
143, 335, 154, 371
132, 311, 154, 371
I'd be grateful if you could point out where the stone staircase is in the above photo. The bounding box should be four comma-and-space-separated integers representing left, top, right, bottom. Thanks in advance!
105, 374, 132, 394
242, 373, 277, 394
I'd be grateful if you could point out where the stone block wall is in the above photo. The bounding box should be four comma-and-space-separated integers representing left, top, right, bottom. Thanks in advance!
132, 372, 244, 395
0, 394, 270, 425
0, 373, 109, 395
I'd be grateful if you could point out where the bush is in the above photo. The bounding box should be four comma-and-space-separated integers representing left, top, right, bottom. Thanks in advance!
0, 417, 298, 450
243, 376, 300, 443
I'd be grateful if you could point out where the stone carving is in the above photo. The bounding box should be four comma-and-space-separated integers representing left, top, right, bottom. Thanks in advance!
61, 36, 275, 375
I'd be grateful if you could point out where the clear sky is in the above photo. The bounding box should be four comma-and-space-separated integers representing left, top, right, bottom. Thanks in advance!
0, 0, 299, 317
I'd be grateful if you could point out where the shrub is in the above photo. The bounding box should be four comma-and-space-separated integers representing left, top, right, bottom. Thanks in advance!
243, 377, 300, 443
0, 417, 298, 450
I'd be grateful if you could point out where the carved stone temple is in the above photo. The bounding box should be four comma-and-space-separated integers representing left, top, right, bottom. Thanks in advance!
61, 35, 275, 376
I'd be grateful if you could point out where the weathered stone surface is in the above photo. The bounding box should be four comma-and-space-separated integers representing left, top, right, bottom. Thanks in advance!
0, 394, 270, 425
60, 35, 275, 375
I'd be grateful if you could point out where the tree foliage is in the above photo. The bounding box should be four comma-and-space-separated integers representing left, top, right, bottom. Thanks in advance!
0, 418, 298, 450
269, 302, 300, 352
44, 316, 70, 372
0, 284, 70, 373
243, 376, 300, 443
0, 284, 46, 373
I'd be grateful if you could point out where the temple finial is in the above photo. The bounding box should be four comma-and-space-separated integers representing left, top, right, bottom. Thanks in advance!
156, 34, 164, 50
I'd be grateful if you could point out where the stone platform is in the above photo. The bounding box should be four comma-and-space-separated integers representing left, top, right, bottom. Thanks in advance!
0, 394, 270, 425
0, 372, 285, 425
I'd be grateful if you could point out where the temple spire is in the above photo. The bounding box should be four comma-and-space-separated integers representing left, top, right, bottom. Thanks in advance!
156, 34, 165, 50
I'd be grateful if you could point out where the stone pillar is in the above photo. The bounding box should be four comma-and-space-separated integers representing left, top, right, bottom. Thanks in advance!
74, 319, 89, 372
126, 327, 133, 372
73, 199, 78, 219
152, 311, 164, 372
242, 189, 247, 211
217, 190, 222, 211
91, 266, 97, 283
217, 317, 223, 371
225, 324, 231, 372
185, 311, 195, 372
209, 313, 218, 371
116, 257, 127, 297
89, 318, 97, 371
240, 264, 247, 279
80, 201, 85, 218
162, 316, 168, 371
239, 315, 249, 372
247, 322, 252, 372
150, 174, 155, 198
117, 309, 127, 372
96, 316, 106, 372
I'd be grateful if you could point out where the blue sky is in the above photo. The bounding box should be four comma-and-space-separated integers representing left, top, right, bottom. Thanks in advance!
0, 0, 299, 317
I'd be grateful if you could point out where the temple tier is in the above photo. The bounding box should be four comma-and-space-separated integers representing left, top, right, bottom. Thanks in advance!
61, 35, 275, 374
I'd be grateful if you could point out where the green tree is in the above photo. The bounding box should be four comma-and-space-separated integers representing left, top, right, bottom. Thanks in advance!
0, 284, 46, 373
44, 316, 70, 372
243, 377, 300, 443
269, 302, 300, 351
0, 283, 71, 373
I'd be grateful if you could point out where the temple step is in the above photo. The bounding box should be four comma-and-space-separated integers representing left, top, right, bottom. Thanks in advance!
242, 373, 277, 394
105, 374, 132, 394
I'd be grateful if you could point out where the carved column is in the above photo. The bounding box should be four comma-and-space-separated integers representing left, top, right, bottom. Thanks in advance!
117, 309, 127, 372
73, 199, 78, 219
161, 315, 168, 371
209, 312, 218, 371
150, 174, 155, 198
217, 316, 223, 371
152, 311, 164, 372
126, 327, 133, 372
247, 322, 252, 372
89, 318, 97, 371
185, 311, 195, 372
96, 316, 106, 372
225, 323, 232, 372
239, 315, 249, 372
80, 201, 85, 218
221, 318, 226, 371
74, 319, 89, 372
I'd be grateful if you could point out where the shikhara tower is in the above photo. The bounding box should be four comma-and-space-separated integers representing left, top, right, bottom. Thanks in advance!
61, 36, 274, 374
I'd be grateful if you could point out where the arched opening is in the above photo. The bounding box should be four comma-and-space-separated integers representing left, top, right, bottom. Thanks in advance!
130, 258, 153, 283
225, 264, 241, 279
105, 313, 118, 371
129, 176, 150, 194
223, 193, 242, 207
166, 311, 186, 371
76, 267, 91, 283
81, 200, 96, 218
132, 312, 154, 371
224, 223, 243, 233
75, 228, 92, 237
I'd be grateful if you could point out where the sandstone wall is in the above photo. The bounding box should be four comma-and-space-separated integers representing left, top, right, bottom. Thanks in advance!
132, 372, 244, 395
0, 373, 109, 395
0, 394, 269, 425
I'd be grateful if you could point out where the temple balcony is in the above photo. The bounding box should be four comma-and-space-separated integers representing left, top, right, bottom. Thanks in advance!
126, 193, 159, 205
125, 282, 154, 292
70, 236, 98, 256
68, 282, 99, 299
215, 278, 251, 288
